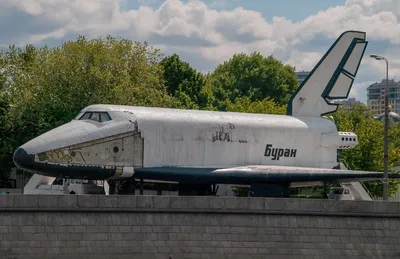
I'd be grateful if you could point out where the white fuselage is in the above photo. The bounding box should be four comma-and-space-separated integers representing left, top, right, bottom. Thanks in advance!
12, 30, 367, 185
120, 106, 337, 169
18, 104, 358, 178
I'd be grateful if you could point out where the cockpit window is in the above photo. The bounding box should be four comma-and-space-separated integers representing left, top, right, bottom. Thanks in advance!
80, 112, 91, 120
100, 112, 112, 122
78, 112, 112, 122
91, 112, 100, 122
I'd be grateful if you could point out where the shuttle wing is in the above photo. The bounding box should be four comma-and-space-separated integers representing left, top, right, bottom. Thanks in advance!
134, 165, 400, 186
287, 31, 368, 117
210, 165, 400, 184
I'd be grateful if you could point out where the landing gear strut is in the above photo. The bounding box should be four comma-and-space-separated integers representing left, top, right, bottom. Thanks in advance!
211, 184, 219, 196
323, 181, 328, 199
108, 179, 136, 195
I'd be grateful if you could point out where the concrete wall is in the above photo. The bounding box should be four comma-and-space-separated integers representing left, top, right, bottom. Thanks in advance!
1, 195, 400, 259
0, 188, 22, 194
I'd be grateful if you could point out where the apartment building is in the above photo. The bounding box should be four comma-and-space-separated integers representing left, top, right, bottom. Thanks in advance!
334, 98, 360, 106
367, 79, 400, 115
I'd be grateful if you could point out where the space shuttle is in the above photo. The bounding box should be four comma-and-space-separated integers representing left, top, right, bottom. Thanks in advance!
12, 30, 400, 197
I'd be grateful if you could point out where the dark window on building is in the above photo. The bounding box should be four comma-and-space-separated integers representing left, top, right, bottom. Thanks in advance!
368, 89, 380, 94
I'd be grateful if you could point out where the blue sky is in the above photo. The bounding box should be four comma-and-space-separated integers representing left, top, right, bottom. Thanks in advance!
230, 0, 345, 21
0, 0, 399, 103
123, 0, 347, 22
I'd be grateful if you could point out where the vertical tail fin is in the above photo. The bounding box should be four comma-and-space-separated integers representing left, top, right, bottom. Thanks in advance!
287, 31, 368, 117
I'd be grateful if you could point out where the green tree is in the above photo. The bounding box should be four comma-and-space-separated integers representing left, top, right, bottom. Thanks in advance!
209, 52, 298, 111
226, 96, 286, 115
0, 46, 19, 184
0, 94, 14, 186
160, 54, 214, 110
1, 35, 176, 179
9, 35, 176, 123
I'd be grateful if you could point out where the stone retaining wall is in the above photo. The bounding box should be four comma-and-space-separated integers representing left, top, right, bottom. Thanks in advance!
0, 194, 400, 259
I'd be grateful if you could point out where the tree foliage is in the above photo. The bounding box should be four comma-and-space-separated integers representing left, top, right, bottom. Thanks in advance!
8, 36, 174, 121
332, 104, 400, 198
160, 54, 214, 110
0, 35, 175, 181
226, 96, 286, 115
0, 94, 13, 185
209, 52, 298, 110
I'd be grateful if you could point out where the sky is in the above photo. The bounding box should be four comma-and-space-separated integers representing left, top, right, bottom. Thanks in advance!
1, 0, 400, 103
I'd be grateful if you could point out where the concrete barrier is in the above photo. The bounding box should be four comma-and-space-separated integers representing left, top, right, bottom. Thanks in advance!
0, 195, 400, 259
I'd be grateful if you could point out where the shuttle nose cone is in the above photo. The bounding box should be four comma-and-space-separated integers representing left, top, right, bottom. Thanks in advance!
13, 147, 35, 172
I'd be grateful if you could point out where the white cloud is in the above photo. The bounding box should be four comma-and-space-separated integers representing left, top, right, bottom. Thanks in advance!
136, 0, 160, 5
1, 0, 400, 103
285, 51, 324, 72
349, 81, 375, 103
209, 0, 228, 9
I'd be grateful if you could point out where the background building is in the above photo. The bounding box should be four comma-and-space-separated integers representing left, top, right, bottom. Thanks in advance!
296, 71, 310, 85
367, 79, 400, 115
334, 98, 360, 106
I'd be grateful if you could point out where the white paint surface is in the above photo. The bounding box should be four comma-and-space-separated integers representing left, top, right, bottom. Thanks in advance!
16, 31, 372, 184
25, 103, 343, 170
